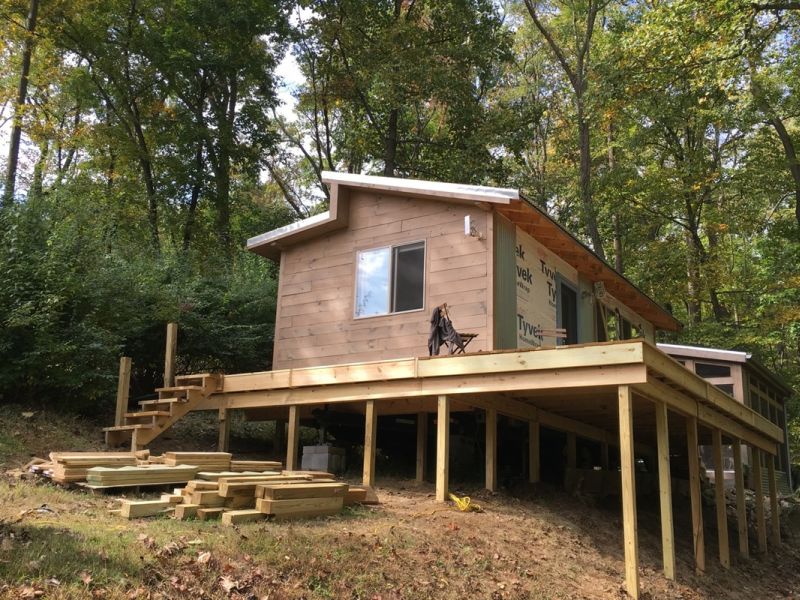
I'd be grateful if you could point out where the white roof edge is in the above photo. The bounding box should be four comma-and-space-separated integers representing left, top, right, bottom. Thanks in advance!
321, 171, 519, 203
657, 343, 751, 362
247, 211, 332, 249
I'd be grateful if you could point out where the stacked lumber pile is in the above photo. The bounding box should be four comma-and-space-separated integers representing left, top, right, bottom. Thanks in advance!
231, 460, 282, 472
46, 452, 139, 484
116, 470, 379, 524
163, 452, 231, 471
87, 465, 199, 488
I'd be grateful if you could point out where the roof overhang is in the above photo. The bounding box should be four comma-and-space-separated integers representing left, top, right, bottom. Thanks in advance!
247, 172, 681, 332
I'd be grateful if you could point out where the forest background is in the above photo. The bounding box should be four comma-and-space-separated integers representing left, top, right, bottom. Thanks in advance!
1, 0, 798, 459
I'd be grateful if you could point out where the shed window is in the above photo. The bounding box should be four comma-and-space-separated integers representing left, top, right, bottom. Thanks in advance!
355, 242, 425, 318
695, 362, 731, 378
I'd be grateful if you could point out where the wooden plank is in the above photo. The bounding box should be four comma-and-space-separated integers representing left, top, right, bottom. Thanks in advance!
485, 408, 497, 492
618, 386, 639, 600
686, 416, 705, 573
712, 429, 730, 569
655, 401, 675, 580
753, 448, 767, 552
416, 412, 427, 482
732, 439, 749, 558
164, 322, 178, 389
259, 482, 347, 500
363, 400, 377, 487
529, 420, 540, 483
287, 405, 300, 471
768, 454, 781, 547
115, 357, 132, 427
197, 507, 226, 520
174, 504, 199, 520
191, 491, 225, 507
120, 500, 171, 519
436, 395, 450, 503
221, 509, 265, 526
256, 496, 343, 515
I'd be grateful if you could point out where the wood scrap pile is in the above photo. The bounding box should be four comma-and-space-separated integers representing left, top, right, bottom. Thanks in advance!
39, 452, 141, 484
116, 470, 378, 524
231, 460, 282, 472
86, 465, 199, 487
163, 452, 231, 471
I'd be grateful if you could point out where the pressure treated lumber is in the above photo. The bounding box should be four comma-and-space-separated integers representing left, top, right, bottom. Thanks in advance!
485, 407, 496, 492
436, 395, 450, 503
712, 429, 730, 569
86, 465, 198, 487
287, 406, 300, 471
732, 439, 749, 557
655, 401, 675, 580
258, 482, 347, 501
230, 460, 283, 472
256, 495, 343, 518
753, 448, 767, 553
218, 406, 231, 452
174, 504, 199, 520
768, 454, 781, 547
197, 507, 226, 520
363, 399, 377, 487
416, 412, 427, 482
190, 491, 225, 507
222, 509, 265, 526
686, 416, 705, 573
618, 386, 639, 600
219, 475, 313, 497
120, 500, 172, 519
164, 322, 177, 388
115, 357, 132, 427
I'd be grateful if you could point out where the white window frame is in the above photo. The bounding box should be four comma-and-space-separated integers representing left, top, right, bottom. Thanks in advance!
354, 240, 426, 319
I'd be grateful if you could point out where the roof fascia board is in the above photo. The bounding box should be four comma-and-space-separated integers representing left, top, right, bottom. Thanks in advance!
657, 343, 749, 363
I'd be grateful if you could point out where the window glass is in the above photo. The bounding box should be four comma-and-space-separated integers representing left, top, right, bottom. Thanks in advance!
393, 242, 425, 312
355, 247, 391, 317
695, 362, 731, 378
715, 383, 734, 395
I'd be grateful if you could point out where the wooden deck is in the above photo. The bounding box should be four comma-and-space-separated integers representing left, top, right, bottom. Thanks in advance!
181, 339, 783, 599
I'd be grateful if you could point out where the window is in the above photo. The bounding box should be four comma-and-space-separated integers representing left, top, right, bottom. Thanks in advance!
557, 279, 578, 345
695, 362, 731, 378
355, 242, 425, 318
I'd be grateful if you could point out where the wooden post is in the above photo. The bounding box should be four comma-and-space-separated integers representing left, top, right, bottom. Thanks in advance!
686, 415, 705, 573
567, 432, 577, 469
618, 386, 639, 600
416, 412, 427, 482
363, 400, 377, 487
655, 401, 675, 580
732, 439, 749, 558
164, 322, 178, 388
767, 454, 781, 547
286, 406, 300, 471
529, 420, 540, 483
752, 448, 767, 553
218, 406, 231, 452
436, 395, 450, 503
712, 429, 730, 569
485, 408, 497, 491
115, 357, 132, 427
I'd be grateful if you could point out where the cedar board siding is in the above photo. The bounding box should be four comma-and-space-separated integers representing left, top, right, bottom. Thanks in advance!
273, 190, 491, 369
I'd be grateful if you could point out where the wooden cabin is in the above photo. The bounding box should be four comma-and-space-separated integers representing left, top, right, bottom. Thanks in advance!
659, 343, 794, 492
246, 171, 680, 368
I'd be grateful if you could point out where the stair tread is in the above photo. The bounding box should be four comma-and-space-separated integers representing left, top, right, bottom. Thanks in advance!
155, 385, 203, 393
125, 411, 170, 418
175, 373, 215, 380
139, 397, 182, 406
102, 424, 154, 432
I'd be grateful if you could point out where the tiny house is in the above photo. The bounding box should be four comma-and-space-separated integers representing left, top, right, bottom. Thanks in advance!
247, 171, 681, 369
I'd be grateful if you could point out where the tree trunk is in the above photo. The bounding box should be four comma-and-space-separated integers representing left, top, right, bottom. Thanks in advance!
30, 140, 48, 200
768, 116, 800, 228
685, 229, 702, 326
182, 138, 204, 253
3, 0, 40, 207
384, 108, 399, 177
577, 98, 605, 259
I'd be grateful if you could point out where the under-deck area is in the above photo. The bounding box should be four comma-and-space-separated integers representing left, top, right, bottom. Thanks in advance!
184, 340, 783, 599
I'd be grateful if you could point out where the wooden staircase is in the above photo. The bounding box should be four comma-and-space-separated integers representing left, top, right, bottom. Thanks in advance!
104, 373, 222, 448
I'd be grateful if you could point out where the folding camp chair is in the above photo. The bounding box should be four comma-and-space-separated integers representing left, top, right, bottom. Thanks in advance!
428, 303, 478, 355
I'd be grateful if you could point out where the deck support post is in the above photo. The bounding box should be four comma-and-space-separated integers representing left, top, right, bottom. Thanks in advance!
416, 412, 427, 482
286, 406, 300, 471
618, 386, 639, 600
218, 406, 231, 452
655, 400, 675, 580
567, 432, 577, 469
485, 408, 497, 491
712, 429, 730, 569
363, 400, 377, 487
436, 395, 450, 503
768, 454, 781, 547
732, 439, 749, 558
164, 322, 177, 389
686, 415, 705, 573
115, 356, 132, 427
753, 448, 767, 553
529, 420, 540, 483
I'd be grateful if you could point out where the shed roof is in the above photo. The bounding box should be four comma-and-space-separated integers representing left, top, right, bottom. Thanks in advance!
247, 171, 681, 332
